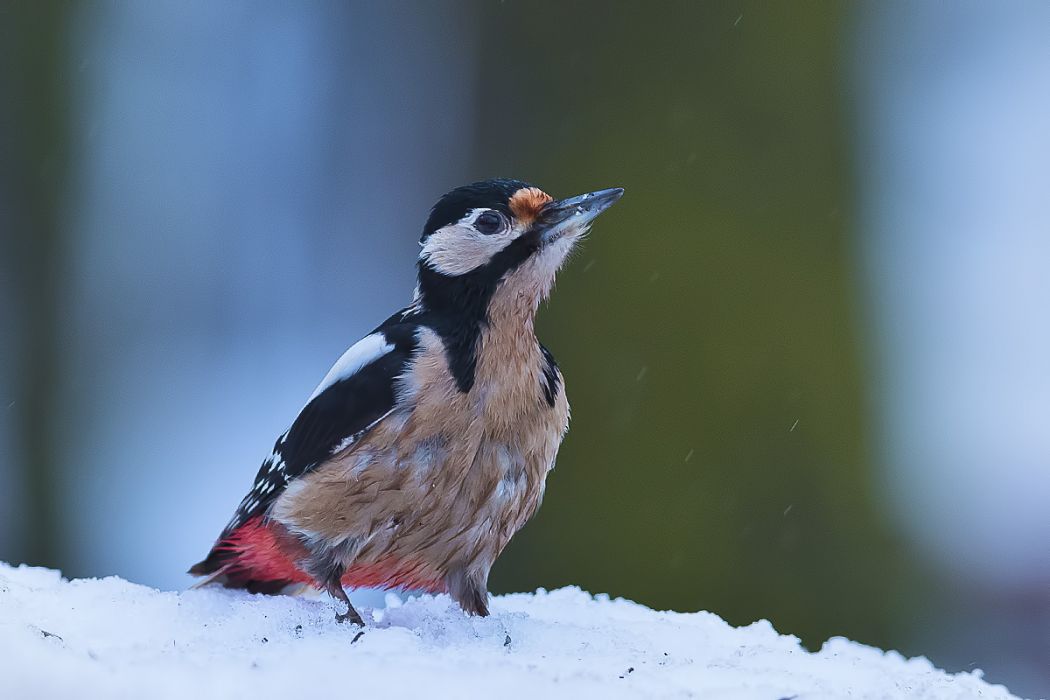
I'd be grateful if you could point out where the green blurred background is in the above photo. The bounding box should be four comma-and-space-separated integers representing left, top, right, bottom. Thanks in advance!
3, 2, 1048, 696
475, 0, 895, 641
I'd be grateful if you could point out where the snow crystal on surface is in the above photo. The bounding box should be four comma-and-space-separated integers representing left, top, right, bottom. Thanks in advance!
0, 563, 1019, 699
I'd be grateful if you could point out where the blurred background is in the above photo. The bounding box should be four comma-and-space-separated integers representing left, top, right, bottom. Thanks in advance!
1, 1, 1047, 695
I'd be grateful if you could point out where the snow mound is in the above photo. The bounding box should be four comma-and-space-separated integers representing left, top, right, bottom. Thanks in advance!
0, 563, 1017, 700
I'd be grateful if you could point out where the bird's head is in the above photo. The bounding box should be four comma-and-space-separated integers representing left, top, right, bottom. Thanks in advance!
416, 178, 623, 316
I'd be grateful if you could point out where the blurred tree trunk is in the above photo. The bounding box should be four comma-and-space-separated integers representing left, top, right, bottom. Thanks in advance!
0, 2, 71, 568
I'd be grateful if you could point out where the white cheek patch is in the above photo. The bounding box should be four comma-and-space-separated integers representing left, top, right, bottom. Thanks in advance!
420, 216, 520, 276
306, 332, 394, 404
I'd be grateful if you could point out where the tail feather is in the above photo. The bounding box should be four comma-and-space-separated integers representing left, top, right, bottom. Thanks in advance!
188, 516, 312, 594
188, 547, 229, 577
187, 565, 229, 589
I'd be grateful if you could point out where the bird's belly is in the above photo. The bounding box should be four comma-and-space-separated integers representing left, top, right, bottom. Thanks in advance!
349, 434, 549, 576
270, 416, 559, 590
337, 462, 529, 595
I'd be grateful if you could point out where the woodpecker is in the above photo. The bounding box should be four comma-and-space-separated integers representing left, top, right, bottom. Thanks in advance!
190, 178, 624, 625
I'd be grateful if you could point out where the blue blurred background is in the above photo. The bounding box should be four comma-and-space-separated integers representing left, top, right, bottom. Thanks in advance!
2, 1, 1048, 695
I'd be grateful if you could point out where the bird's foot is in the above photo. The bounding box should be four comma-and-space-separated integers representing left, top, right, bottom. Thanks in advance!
335, 605, 364, 627
325, 576, 363, 625
336, 604, 365, 643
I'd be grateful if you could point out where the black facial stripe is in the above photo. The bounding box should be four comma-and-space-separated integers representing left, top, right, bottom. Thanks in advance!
421, 178, 532, 241
417, 231, 541, 392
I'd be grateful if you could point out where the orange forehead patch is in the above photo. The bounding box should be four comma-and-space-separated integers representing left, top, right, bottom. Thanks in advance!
508, 187, 553, 225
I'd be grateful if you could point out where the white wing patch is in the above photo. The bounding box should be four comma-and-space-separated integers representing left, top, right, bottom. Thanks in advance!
305, 333, 394, 404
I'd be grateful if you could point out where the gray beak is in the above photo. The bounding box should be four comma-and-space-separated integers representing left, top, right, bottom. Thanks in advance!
538, 187, 625, 240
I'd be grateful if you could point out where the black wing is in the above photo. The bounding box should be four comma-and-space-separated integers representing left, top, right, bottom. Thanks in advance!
218, 311, 422, 537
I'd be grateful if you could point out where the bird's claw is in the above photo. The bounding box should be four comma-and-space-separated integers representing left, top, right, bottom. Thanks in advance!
336, 609, 364, 626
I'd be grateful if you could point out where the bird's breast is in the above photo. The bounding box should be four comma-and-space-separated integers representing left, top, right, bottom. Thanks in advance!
270, 324, 568, 575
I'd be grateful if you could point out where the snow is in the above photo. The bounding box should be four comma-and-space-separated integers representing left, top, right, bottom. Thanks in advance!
0, 562, 1018, 700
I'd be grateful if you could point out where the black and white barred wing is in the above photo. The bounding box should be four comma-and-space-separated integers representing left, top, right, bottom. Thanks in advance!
220, 320, 418, 537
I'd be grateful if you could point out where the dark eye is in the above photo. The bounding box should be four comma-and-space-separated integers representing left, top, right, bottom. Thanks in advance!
474, 210, 504, 235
